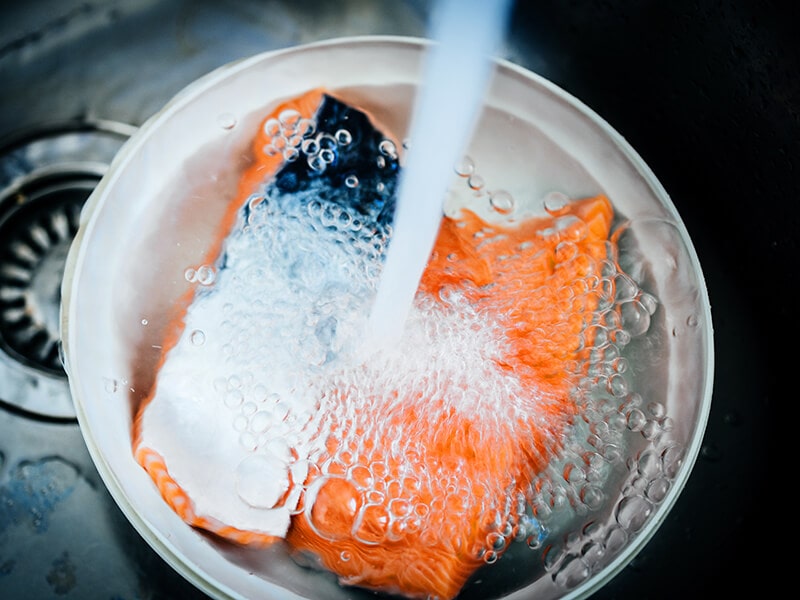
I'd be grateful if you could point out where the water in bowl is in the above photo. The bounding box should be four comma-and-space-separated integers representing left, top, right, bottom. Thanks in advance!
63, 37, 712, 600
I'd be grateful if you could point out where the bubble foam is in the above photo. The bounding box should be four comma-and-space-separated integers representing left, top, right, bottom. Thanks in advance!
135, 126, 683, 598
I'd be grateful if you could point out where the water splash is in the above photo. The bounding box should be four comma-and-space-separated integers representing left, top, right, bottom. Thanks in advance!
366, 0, 514, 347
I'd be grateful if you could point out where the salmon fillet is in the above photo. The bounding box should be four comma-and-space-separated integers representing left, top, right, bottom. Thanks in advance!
133, 88, 615, 600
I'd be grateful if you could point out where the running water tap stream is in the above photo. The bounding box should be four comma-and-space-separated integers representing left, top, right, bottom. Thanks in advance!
366, 0, 514, 347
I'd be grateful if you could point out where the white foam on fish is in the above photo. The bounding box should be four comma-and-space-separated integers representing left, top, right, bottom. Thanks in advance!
138, 185, 526, 534
366, 0, 514, 348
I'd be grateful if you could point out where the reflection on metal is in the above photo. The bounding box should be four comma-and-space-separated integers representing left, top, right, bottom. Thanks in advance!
0, 409, 208, 599
0, 123, 132, 420
0, 1, 435, 599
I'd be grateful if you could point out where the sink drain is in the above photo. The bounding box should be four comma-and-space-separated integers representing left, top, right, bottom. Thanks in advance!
0, 122, 135, 420
0, 170, 95, 374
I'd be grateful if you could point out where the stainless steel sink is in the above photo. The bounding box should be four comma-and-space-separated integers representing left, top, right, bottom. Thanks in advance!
0, 1, 789, 598
0, 3, 432, 598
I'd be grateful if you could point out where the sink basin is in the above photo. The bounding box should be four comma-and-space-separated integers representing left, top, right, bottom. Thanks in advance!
60, 36, 713, 600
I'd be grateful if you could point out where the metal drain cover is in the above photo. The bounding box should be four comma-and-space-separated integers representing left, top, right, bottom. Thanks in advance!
0, 122, 134, 420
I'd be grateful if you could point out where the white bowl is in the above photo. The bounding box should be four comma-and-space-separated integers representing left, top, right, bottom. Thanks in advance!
61, 36, 713, 600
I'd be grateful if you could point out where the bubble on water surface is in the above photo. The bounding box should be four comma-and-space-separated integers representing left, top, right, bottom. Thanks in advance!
283, 148, 299, 162
378, 139, 397, 159
263, 118, 281, 137
335, 129, 352, 146
196, 265, 216, 285
272, 136, 287, 152
278, 109, 302, 129
615, 495, 652, 532
191, 329, 206, 346
297, 118, 316, 137
543, 191, 569, 214
467, 174, 485, 191
307, 154, 326, 172
489, 190, 514, 214
217, 113, 237, 130
454, 155, 474, 177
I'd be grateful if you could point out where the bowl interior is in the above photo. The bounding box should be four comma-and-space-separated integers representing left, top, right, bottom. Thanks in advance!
62, 36, 713, 600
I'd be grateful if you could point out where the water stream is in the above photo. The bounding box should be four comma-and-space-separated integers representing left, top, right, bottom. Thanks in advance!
366, 0, 514, 347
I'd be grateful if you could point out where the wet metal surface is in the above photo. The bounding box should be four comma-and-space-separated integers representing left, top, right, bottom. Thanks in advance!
0, 123, 133, 419
0, 409, 207, 598
0, 0, 791, 598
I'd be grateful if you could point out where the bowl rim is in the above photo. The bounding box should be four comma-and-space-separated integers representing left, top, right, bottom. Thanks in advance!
61, 33, 714, 600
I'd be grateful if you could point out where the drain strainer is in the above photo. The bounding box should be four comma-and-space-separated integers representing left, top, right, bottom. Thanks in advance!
0, 122, 135, 420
